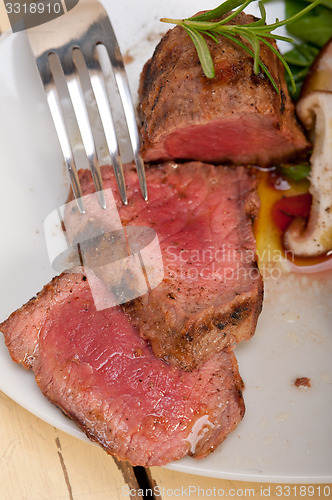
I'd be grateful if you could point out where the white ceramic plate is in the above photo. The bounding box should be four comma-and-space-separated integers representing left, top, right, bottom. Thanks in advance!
0, 0, 331, 483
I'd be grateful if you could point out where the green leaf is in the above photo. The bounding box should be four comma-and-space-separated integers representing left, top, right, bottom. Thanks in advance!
283, 42, 320, 67
302, 0, 332, 9
285, 0, 332, 47
186, 0, 254, 30
238, 30, 261, 73
220, 31, 280, 92
261, 33, 294, 43
183, 27, 216, 78
258, 0, 267, 22
200, 30, 220, 43
213, 0, 255, 24
257, 36, 296, 92
192, 0, 251, 21
261, 0, 322, 29
277, 164, 311, 181
284, 65, 310, 99
161, 0, 323, 95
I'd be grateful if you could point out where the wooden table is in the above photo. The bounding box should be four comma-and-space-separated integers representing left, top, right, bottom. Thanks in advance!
1, 391, 330, 500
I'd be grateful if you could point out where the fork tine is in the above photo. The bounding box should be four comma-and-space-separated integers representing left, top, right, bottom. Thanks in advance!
67, 54, 107, 210
97, 18, 148, 201
79, 48, 128, 205
90, 69, 128, 205
46, 53, 86, 214
116, 74, 148, 201
27, 0, 147, 206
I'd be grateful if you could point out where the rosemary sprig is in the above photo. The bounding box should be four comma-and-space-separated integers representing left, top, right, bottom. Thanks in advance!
160, 0, 321, 93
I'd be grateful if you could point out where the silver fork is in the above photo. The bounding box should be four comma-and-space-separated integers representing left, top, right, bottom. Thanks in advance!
27, 0, 147, 212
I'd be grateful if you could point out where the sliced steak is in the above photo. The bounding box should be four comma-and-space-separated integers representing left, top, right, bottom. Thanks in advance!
69, 161, 263, 370
138, 11, 309, 166
0, 269, 245, 467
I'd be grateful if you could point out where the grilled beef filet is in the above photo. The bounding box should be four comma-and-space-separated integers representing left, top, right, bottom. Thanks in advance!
138, 12, 309, 166
0, 269, 245, 466
69, 161, 263, 370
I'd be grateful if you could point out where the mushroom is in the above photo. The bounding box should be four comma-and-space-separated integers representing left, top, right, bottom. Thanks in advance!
301, 37, 332, 96
284, 90, 332, 257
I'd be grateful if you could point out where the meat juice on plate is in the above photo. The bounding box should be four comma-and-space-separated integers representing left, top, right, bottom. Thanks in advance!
254, 169, 332, 274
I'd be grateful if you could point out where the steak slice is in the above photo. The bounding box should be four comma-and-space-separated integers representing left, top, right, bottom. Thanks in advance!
69, 161, 263, 370
0, 269, 245, 467
138, 11, 309, 166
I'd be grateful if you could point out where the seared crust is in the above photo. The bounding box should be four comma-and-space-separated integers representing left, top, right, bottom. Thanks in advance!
139, 12, 309, 165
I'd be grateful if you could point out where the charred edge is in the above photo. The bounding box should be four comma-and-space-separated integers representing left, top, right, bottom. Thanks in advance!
150, 85, 163, 114
141, 33, 170, 97
230, 306, 244, 324
280, 89, 286, 115
215, 322, 226, 330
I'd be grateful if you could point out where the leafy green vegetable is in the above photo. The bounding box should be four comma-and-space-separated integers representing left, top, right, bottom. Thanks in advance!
283, 42, 320, 99
192, 0, 249, 20
283, 42, 320, 66
285, 0, 332, 46
160, 0, 322, 94
303, 0, 332, 8
282, 0, 331, 97
302, 0, 332, 8
277, 163, 311, 181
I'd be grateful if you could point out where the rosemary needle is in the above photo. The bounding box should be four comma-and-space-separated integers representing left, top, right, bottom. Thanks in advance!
160, 0, 321, 93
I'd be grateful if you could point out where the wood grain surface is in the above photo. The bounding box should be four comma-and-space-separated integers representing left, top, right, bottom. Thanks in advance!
0, 391, 330, 500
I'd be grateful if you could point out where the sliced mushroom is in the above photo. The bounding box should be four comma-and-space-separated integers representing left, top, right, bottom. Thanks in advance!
301, 37, 332, 96
284, 90, 332, 257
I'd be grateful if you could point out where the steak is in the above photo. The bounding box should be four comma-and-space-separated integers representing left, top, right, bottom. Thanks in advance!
0, 269, 245, 467
138, 11, 309, 166
68, 161, 263, 370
